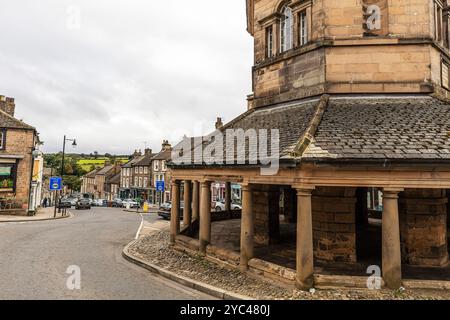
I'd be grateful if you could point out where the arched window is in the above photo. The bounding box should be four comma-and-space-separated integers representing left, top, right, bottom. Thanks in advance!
280, 5, 293, 52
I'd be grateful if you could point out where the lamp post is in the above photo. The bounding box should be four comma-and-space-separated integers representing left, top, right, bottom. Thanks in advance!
57, 135, 77, 213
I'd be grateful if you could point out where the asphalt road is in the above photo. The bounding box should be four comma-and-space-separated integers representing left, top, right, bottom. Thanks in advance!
0, 207, 212, 300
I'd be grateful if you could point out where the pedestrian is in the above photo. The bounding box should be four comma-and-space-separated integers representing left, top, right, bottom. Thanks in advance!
42, 197, 48, 208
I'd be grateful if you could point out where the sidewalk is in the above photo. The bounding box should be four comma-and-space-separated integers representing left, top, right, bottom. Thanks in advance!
0, 207, 71, 223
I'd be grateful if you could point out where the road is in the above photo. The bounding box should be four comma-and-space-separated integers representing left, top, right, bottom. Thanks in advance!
0, 207, 213, 300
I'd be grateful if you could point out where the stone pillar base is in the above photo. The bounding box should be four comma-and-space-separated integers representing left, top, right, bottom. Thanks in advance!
400, 189, 449, 267
312, 187, 357, 263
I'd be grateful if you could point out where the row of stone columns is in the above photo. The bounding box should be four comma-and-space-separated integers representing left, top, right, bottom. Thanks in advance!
238, 185, 404, 290
172, 181, 404, 290
170, 180, 233, 255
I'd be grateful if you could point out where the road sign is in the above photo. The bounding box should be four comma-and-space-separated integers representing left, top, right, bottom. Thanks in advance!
156, 181, 165, 192
49, 177, 63, 191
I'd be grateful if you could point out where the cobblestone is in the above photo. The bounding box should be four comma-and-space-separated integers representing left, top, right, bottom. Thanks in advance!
128, 231, 450, 300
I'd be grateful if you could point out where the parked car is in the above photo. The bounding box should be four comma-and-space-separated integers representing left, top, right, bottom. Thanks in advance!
122, 199, 139, 209
75, 199, 91, 210
214, 201, 242, 212
112, 199, 123, 207
59, 198, 72, 208
158, 201, 184, 220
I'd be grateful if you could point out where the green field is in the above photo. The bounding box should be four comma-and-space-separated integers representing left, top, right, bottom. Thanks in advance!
77, 158, 129, 172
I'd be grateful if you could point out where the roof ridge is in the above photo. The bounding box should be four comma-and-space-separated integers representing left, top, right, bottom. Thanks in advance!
290, 94, 330, 157
0, 108, 35, 130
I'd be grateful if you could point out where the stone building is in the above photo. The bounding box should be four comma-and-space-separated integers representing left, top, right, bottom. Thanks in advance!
169, 0, 450, 290
81, 168, 99, 197
119, 151, 144, 199
152, 140, 172, 204
0, 95, 39, 214
93, 164, 121, 199
105, 172, 121, 201
130, 148, 156, 201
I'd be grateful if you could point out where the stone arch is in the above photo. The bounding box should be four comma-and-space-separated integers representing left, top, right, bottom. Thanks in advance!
274, 0, 292, 14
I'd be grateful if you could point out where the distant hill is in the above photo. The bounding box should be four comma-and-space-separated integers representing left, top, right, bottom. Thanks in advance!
77, 158, 129, 172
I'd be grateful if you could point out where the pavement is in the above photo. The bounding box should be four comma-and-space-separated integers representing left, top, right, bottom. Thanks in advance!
0, 207, 213, 300
0, 207, 69, 223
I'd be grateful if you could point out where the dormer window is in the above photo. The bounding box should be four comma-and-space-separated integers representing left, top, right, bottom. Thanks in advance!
280, 5, 293, 52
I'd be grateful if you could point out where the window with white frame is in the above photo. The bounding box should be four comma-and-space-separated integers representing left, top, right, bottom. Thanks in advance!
280, 5, 293, 52
126, 178, 129, 188
143, 177, 148, 187
162, 161, 166, 171
139, 177, 142, 188
139, 167, 143, 174
299, 10, 308, 46
135, 167, 138, 174
154, 160, 160, 171
144, 166, 148, 174
134, 177, 138, 186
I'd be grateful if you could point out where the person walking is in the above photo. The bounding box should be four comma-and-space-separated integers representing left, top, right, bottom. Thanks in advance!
42, 197, 48, 208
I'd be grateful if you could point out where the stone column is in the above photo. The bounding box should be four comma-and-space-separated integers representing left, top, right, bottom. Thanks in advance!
240, 184, 254, 270
183, 180, 192, 227
225, 182, 232, 212
382, 188, 403, 290
199, 181, 212, 255
170, 180, 181, 245
192, 181, 200, 221
295, 186, 315, 290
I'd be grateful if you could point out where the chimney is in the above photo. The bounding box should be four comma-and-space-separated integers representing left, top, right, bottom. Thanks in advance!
162, 140, 172, 151
0, 96, 15, 117
145, 148, 152, 156
215, 117, 224, 130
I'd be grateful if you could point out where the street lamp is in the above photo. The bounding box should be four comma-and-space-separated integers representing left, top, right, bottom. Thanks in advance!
61, 135, 77, 178
57, 135, 77, 214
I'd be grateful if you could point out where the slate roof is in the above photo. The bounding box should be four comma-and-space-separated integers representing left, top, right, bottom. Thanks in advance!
134, 153, 156, 166
96, 165, 115, 175
122, 155, 144, 168
0, 109, 35, 130
171, 94, 450, 167
108, 172, 121, 185
152, 149, 171, 161
302, 96, 450, 161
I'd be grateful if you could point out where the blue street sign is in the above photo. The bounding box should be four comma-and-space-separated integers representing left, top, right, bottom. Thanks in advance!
156, 181, 165, 192
49, 177, 63, 191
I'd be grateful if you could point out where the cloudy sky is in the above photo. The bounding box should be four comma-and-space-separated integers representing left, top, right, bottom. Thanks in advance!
0, 0, 253, 154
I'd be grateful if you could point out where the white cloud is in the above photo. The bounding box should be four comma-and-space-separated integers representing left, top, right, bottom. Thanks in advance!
0, 0, 253, 154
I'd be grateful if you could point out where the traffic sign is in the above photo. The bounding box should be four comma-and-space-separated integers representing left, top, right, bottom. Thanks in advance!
156, 181, 165, 192
49, 177, 63, 191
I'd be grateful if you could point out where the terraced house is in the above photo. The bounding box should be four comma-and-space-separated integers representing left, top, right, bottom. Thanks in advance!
169, 0, 450, 290
0, 95, 39, 214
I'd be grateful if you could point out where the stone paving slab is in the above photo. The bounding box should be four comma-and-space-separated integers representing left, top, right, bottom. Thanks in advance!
0, 207, 70, 222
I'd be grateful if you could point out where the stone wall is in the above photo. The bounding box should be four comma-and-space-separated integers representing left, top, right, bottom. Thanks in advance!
399, 189, 449, 267
312, 187, 357, 263
0, 128, 35, 209
253, 48, 326, 108
249, 0, 440, 108
252, 185, 281, 246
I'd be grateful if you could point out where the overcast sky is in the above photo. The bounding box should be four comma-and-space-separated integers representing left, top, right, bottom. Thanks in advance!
0, 0, 253, 154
